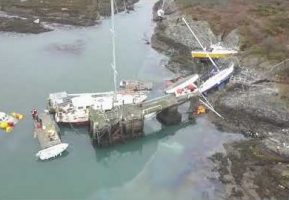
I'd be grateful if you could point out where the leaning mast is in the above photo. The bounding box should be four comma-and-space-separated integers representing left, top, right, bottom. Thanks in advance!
182, 17, 220, 72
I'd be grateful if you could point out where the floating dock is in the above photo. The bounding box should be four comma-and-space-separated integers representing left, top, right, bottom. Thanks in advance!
34, 113, 61, 149
33, 112, 68, 160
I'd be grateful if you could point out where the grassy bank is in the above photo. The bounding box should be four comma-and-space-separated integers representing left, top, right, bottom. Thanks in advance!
176, 0, 289, 62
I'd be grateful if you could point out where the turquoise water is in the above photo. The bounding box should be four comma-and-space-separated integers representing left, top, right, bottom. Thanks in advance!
0, 1, 241, 199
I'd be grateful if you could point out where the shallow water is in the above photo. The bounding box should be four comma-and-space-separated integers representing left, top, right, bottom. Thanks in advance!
0, 1, 241, 199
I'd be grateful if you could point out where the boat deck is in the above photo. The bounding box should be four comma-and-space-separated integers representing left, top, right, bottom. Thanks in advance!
33, 113, 61, 149
165, 74, 199, 93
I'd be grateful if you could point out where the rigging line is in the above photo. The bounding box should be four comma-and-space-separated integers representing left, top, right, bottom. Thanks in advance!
199, 99, 224, 119
182, 17, 220, 72
198, 91, 214, 109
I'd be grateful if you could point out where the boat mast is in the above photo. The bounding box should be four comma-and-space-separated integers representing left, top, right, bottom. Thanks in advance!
123, 0, 127, 13
182, 17, 220, 72
111, 0, 117, 103
161, 0, 166, 9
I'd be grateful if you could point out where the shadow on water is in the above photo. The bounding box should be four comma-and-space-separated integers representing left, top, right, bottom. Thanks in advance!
59, 118, 193, 160
58, 123, 89, 136
57, 120, 194, 189
94, 121, 193, 161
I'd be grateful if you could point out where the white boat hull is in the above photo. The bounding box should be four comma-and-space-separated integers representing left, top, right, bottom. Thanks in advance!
191, 43, 238, 59
36, 143, 69, 160
199, 64, 234, 93
165, 74, 199, 94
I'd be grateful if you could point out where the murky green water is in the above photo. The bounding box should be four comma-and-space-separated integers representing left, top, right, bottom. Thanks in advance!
0, 1, 241, 199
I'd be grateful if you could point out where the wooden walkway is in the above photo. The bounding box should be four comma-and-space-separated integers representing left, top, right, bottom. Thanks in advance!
34, 113, 61, 149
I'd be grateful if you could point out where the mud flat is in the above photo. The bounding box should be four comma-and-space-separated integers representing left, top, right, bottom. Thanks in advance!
0, 0, 138, 33
0, 16, 51, 33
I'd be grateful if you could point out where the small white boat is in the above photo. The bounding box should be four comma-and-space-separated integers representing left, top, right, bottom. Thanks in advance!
199, 63, 234, 93
165, 74, 199, 94
36, 143, 69, 160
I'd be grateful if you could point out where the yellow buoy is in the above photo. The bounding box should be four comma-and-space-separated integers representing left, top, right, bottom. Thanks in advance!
0, 122, 8, 129
11, 112, 24, 120
16, 114, 24, 120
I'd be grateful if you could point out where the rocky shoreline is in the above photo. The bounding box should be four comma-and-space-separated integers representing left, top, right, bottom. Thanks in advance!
0, 16, 51, 33
0, 0, 138, 33
151, 0, 289, 199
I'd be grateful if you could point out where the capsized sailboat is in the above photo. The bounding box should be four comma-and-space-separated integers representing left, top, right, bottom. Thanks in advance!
164, 63, 234, 97
191, 43, 238, 59
164, 18, 235, 98
182, 17, 235, 93
199, 62, 234, 93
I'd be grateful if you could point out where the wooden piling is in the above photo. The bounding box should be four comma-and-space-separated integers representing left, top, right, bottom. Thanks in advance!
89, 93, 198, 147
